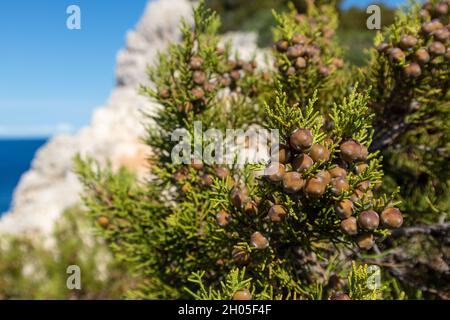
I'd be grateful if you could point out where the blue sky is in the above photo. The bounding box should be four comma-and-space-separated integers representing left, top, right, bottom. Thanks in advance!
342, 0, 409, 9
0, 0, 148, 138
0, 0, 409, 138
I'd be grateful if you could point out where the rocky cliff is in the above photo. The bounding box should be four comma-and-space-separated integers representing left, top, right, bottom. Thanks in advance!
0, 0, 260, 235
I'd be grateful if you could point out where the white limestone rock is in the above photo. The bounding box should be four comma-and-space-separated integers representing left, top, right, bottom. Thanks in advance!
0, 0, 261, 235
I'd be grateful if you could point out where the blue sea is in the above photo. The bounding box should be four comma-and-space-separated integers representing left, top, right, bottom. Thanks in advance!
0, 139, 47, 215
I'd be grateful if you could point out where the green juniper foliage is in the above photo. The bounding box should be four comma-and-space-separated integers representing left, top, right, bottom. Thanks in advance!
76, 0, 449, 300
366, 0, 450, 226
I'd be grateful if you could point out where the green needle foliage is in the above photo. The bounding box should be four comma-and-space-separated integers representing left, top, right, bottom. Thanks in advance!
75, 0, 449, 300
364, 0, 450, 227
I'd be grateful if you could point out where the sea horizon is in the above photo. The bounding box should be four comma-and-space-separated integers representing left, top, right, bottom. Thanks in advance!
0, 138, 47, 215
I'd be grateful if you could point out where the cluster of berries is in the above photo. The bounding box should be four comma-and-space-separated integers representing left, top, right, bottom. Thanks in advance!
158, 48, 261, 113
157, 53, 217, 114
262, 128, 403, 250
172, 161, 232, 193
274, 32, 343, 77
377, 1, 449, 78
294, 12, 336, 43
218, 55, 259, 96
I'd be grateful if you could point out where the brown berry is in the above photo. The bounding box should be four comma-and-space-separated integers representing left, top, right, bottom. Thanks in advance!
422, 20, 444, 34
341, 217, 358, 235
399, 35, 418, 49
305, 45, 320, 57
332, 58, 344, 69
317, 170, 332, 185
331, 177, 350, 196
305, 176, 327, 197
230, 187, 249, 209
336, 199, 354, 219
189, 55, 204, 70
193, 70, 206, 85
267, 162, 286, 182
179, 101, 193, 113
173, 168, 187, 182
319, 66, 331, 77
428, 41, 446, 55
403, 62, 422, 78
328, 274, 342, 289
262, 71, 271, 81
357, 181, 371, 191
97, 216, 109, 227
215, 47, 225, 55
277, 144, 291, 164
388, 48, 405, 63
251, 232, 269, 249
242, 62, 254, 73
435, 2, 449, 15
286, 66, 296, 76
323, 138, 333, 148
419, 9, 430, 19
354, 163, 368, 174
329, 167, 347, 179
287, 45, 303, 59
158, 88, 169, 99
216, 210, 231, 227
228, 60, 237, 70
181, 183, 191, 194
350, 189, 364, 202
220, 76, 231, 87
356, 233, 375, 250
330, 293, 351, 300
190, 160, 204, 170
244, 201, 258, 215
236, 59, 245, 69
292, 154, 314, 172
230, 70, 241, 80
376, 42, 390, 53
292, 33, 307, 44
268, 205, 287, 222
359, 145, 368, 161
433, 28, 450, 42
309, 144, 331, 162
200, 174, 213, 187
422, 2, 433, 11
191, 87, 205, 100
214, 167, 229, 180
380, 207, 404, 228
295, 57, 307, 69
283, 172, 305, 194
276, 40, 289, 52
233, 289, 252, 300
358, 210, 380, 231
340, 140, 362, 163
414, 48, 430, 64
290, 129, 313, 151
204, 82, 216, 92
295, 14, 306, 23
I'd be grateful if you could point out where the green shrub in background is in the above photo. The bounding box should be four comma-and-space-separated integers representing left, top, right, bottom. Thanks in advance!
0, 207, 132, 299
206, 0, 396, 65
